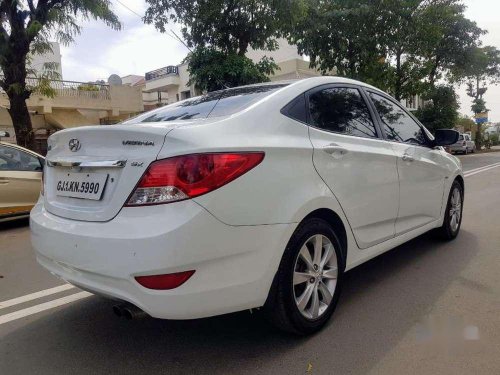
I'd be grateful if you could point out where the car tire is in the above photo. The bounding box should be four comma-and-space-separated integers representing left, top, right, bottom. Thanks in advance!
436, 180, 463, 240
263, 218, 344, 335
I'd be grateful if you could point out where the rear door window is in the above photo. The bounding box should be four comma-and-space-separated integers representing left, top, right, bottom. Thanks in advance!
307, 87, 378, 139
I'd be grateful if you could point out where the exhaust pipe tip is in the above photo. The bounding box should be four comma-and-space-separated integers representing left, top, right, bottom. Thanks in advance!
112, 304, 124, 317
112, 303, 147, 320
122, 306, 148, 320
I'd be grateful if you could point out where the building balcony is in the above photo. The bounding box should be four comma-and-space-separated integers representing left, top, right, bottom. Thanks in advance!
44, 79, 111, 100
0, 76, 144, 136
1, 77, 143, 114
144, 66, 180, 93
145, 66, 179, 81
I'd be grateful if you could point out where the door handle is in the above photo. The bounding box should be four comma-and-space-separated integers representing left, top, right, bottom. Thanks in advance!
322, 144, 349, 156
402, 154, 414, 162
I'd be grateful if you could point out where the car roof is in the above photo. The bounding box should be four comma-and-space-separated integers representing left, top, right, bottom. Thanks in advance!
286, 76, 388, 93
124, 76, 397, 126
0, 141, 44, 158
230, 76, 386, 93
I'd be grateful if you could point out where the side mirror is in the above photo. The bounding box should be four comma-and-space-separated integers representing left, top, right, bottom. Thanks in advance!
0, 131, 10, 138
434, 129, 459, 146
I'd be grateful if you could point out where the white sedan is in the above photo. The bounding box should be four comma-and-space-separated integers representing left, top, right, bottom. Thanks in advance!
31, 77, 463, 335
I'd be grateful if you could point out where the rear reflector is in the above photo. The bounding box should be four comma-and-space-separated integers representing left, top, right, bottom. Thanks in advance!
135, 270, 195, 290
126, 152, 264, 206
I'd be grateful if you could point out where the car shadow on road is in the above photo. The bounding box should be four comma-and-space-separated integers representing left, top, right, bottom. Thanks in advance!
1, 230, 478, 375
0, 218, 29, 231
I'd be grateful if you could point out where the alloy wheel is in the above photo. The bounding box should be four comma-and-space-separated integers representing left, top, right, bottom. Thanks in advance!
293, 234, 338, 320
449, 187, 462, 232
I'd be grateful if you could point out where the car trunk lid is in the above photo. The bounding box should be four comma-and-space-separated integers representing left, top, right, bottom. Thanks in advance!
43, 124, 175, 222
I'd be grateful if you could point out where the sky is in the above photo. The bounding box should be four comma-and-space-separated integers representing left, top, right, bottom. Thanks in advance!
60, 1, 189, 82
60, 0, 500, 122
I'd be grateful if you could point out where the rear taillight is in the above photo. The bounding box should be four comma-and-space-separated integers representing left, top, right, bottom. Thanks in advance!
125, 152, 264, 206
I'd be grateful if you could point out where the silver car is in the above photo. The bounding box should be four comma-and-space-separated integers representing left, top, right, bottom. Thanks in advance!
450, 133, 475, 154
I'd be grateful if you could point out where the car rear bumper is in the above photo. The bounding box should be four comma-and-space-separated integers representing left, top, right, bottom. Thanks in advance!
449, 145, 466, 152
30, 200, 295, 319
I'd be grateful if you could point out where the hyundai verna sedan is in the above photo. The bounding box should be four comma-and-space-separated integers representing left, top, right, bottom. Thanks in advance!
31, 77, 463, 334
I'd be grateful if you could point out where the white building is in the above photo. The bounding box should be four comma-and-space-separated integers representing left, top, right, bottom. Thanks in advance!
142, 63, 196, 110
29, 42, 63, 79
140, 40, 323, 109
485, 123, 500, 136
246, 39, 304, 64
402, 95, 425, 111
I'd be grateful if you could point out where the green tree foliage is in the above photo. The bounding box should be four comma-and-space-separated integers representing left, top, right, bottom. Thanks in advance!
145, 0, 305, 55
453, 46, 500, 148
25, 60, 60, 99
144, 0, 305, 91
288, 0, 483, 101
187, 47, 278, 92
417, 1, 484, 87
377, 0, 431, 101
0, 1, 120, 150
488, 132, 499, 146
455, 115, 476, 133
287, 0, 389, 86
415, 86, 459, 133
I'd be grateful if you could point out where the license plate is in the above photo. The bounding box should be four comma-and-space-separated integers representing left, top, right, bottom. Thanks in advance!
55, 172, 108, 200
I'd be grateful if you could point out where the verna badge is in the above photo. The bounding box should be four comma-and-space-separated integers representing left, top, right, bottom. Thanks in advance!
122, 140, 155, 146
68, 138, 81, 152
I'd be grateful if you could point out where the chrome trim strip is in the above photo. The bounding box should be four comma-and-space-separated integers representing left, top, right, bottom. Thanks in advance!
46, 160, 127, 168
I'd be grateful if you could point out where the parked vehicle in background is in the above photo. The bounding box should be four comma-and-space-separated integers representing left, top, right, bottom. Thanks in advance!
450, 133, 475, 154
0, 134, 45, 222
31, 77, 463, 335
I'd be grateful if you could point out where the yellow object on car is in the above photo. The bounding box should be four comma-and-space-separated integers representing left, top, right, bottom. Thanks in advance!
0, 139, 44, 222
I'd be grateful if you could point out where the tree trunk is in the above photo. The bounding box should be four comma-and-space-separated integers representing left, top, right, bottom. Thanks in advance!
474, 77, 483, 150
347, 42, 356, 79
237, 39, 249, 56
428, 56, 440, 89
1, 40, 35, 150
7, 92, 35, 149
475, 123, 482, 150
394, 51, 402, 101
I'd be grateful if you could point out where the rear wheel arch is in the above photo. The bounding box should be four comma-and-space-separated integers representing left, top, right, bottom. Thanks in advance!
301, 208, 348, 269
264, 213, 346, 334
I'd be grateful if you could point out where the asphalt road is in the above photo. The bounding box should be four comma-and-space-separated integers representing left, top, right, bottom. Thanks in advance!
1, 152, 500, 375
457, 149, 500, 172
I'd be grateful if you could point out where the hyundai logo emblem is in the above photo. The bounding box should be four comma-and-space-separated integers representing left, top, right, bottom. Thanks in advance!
68, 138, 81, 152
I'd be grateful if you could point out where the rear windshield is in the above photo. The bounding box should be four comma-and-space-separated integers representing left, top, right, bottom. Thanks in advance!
125, 84, 288, 124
